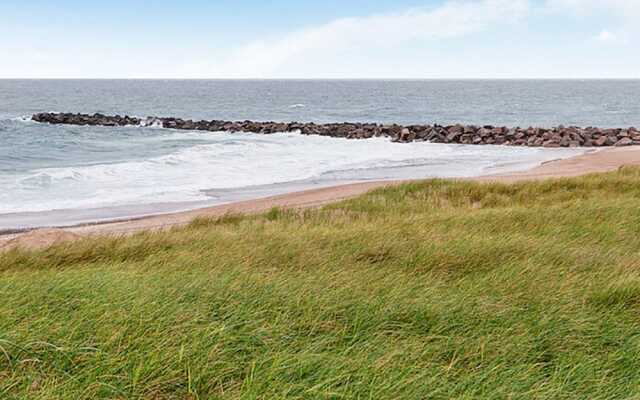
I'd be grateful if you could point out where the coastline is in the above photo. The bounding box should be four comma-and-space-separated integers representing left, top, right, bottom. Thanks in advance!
2, 146, 640, 251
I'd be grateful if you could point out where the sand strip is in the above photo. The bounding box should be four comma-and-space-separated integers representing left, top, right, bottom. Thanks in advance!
3, 146, 640, 251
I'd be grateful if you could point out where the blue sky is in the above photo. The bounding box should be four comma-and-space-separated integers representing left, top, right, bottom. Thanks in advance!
0, 0, 638, 78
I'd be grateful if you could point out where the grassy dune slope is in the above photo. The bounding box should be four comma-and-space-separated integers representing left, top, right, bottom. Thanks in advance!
3, 168, 640, 399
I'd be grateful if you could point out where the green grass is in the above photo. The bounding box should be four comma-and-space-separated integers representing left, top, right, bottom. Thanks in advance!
3, 167, 640, 399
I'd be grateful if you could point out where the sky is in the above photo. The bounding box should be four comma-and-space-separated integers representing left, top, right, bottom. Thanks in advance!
0, 0, 638, 79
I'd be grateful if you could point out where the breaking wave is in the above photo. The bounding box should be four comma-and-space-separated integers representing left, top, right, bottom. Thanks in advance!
0, 130, 585, 214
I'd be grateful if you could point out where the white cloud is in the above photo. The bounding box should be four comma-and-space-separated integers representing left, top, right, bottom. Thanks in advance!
545, 0, 637, 46
186, 0, 530, 78
595, 29, 617, 42
3, 0, 638, 78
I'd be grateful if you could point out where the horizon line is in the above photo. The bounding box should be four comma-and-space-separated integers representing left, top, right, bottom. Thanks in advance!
1, 77, 640, 81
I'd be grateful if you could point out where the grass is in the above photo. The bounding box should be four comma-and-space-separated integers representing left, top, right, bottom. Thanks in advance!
3, 167, 640, 399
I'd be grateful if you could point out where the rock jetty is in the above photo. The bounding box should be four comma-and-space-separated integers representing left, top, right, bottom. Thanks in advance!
32, 112, 640, 148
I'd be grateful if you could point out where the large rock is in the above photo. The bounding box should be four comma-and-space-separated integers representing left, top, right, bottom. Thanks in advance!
615, 137, 633, 147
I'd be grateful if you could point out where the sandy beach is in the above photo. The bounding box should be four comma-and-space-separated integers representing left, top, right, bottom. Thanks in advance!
2, 146, 640, 251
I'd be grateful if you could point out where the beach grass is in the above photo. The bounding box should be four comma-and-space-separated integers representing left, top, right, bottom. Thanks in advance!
3, 167, 640, 399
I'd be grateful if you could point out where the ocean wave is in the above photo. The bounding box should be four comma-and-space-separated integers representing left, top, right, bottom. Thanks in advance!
139, 117, 165, 128
1, 133, 584, 214
11, 115, 31, 122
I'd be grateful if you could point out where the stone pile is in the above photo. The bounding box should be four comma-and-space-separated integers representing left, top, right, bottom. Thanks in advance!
32, 112, 640, 148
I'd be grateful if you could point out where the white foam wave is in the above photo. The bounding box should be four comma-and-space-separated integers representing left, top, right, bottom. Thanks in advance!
0, 132, 584, 214
140, 117, 165, 128
10, 115, 35, 123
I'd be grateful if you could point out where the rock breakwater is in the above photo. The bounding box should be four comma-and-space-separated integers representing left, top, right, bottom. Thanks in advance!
32, 112, 640, 148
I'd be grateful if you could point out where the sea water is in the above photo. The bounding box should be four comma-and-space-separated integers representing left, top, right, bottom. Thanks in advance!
2, 79, 639, 229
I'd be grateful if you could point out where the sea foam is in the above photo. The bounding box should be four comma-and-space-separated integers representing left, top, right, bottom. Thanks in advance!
0, 130, 583, 214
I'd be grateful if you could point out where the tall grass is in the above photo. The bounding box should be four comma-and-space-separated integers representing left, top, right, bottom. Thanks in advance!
3, 167, 640, 399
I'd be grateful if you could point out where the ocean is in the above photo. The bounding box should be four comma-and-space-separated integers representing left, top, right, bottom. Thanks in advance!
2, 79, 639, 230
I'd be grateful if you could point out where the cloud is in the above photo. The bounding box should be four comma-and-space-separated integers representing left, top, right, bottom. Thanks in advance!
4, 0, 637, 79
545, 0, 637, 46
595, 30, 616, 42
188, 0, 530, 78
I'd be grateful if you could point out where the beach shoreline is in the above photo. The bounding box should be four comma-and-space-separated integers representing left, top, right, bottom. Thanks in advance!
2, 146, 640, 251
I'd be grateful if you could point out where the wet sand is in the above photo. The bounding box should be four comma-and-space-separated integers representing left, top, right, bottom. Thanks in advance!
3, 146, 640, 251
